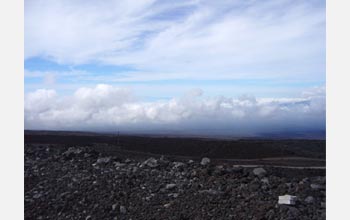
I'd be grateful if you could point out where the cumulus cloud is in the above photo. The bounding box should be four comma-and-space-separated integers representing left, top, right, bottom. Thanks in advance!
24, 84, 325, 137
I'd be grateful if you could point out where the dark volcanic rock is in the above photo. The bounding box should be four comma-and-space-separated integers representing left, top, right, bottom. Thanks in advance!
253, 167, 267, 177
25, 145, 326, 220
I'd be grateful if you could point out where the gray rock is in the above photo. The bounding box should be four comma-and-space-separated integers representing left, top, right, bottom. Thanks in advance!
33, 193, 42, 199
287, 206, 300, 218
304, 196, 315, 204
252, 168, 267, 177
302, 177, 309, 182
63, 147, 82, 157
261, 177, 269, 184
143, 157, 159, 168
310, 184, 325, 190
166, 183, 177, 190
200, 157, 211, 166
119, 206, 126, 214
114, 162, 125, 167
199, 189, 224, 195
265, 209, 275, 220
95, 157, 111, 164
173, 162, 186, 169
168, 193, 179, 198
216, 165, 224, 169
315, 176, 326, 184
163, 203, 171, 208
112, 203, 118, 210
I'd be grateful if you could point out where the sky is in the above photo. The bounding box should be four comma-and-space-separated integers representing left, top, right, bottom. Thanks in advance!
24, 0, 326, 138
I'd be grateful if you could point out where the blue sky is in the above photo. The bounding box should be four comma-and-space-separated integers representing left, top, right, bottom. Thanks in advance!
24, 0, 326, 136
25, 0, 325, 99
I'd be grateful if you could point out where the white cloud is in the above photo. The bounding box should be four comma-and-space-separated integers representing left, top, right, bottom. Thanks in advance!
25, 89, 57, 113
24, 84, 325, 137
25, 0, 161, 63
25, 0, 325, 81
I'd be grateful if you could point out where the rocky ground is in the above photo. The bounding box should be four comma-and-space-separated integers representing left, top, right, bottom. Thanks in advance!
25, 145, 326, 220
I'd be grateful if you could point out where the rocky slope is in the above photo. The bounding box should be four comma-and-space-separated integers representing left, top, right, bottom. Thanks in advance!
25, 145, 325, 220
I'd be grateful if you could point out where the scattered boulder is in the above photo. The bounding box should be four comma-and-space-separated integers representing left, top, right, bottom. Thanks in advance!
120, 206, 127, 214
310, 184, 325, 190
168, 193, 179, 198
304, 196, 315, 204
166, 183, 177, 190
173, 162, 186, 169
163, 203, 171, 208
142, 157, 159, 168
33, 193, 42, 199
112, 203, 118, 210
261, 177, 269, 184
253, 168, 267, 177
25, 145, 326, 220
95, 157, 111, 165
62, 147, 82, 159
200, 157, 211, 166
114, 162, 125, 167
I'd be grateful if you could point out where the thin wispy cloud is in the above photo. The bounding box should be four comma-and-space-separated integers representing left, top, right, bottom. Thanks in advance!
25, 0, 325, 81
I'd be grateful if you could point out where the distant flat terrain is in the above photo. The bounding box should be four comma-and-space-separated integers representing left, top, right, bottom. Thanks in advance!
24, 130, 325, 167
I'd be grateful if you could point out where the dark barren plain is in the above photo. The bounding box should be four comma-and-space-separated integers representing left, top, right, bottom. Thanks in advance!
25, 130, 326, 220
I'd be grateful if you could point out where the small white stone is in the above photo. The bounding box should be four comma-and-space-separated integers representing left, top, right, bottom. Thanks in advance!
278, 195, 297, 205
200, 157, 210, 166
166, 183, 177, 190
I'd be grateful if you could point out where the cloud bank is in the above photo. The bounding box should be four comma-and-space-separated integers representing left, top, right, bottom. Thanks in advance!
25, 84, 325, 138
